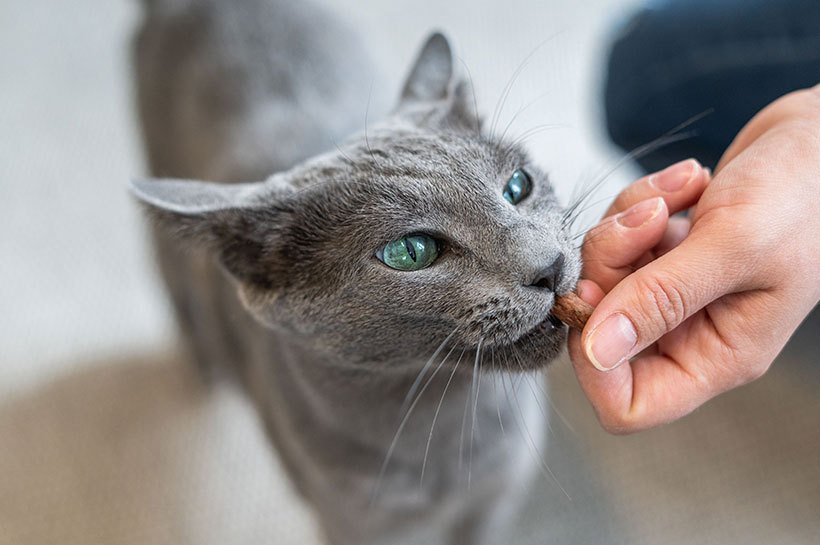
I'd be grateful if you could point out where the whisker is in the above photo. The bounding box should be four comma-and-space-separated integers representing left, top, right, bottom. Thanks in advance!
503, 370, 571, 501
565, 128, 698, 219
370, 342, 458, 506
502, 123, 565, 159
330, 137, 354, 164
364, 79, 377, 161
497, 90, 554, 144
542, 380, 577, 436
523, 374, 551, 431
467, 339, 484, 490
489, 32, 563, 140
508, 342, 574, 434
508, 344, 555, 438
456, 56, 482, 139
571, 218, 613, 243
398, 328, 460, 419
491, 350, 506, 436
459, 339, 482, 478
565, 191, 620, 233
420, 349, 466, 486
562, 109, 713, 229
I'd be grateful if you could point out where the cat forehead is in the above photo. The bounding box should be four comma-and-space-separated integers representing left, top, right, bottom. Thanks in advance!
347, 128, 528, 185
272, 142, 544, 244
322, 133, 528, 208
262, 125, 540, 231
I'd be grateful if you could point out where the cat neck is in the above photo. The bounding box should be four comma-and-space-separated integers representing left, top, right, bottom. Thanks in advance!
258, 330, 537, 451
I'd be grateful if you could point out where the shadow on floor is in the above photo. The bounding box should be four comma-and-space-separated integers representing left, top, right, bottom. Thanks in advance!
0, 349, 320, 545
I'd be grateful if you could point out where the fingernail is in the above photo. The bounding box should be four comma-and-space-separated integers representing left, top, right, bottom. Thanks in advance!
616, 197, 663, 228
649, 159, 699, 192
585, 313, 637, 371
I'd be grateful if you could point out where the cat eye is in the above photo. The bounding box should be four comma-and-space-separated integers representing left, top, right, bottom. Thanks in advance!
502, 168, 532, 205
377, 233, 439, 271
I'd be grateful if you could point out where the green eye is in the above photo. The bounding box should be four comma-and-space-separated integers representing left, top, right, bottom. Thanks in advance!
378, 234, 439, 271
502, 168, 532, 205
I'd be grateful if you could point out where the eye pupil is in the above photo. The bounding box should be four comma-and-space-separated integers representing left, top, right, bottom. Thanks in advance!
404, 237, 417, 262
379, 234, 439, 271
503, 169, 532, 205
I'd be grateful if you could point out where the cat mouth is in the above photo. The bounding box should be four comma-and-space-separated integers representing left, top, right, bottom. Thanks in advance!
514, 311, 565, 344
534, 313, 565, 333
546, 313, 565, 329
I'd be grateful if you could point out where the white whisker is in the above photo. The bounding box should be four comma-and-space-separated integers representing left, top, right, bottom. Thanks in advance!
467, 339, 484, 490
398, 328, 460, 419
420, 349, 465, 487
459, 340, 482, 478
491, 350, 505, 436
503, 370, 571, 501
370, 340, 458, 506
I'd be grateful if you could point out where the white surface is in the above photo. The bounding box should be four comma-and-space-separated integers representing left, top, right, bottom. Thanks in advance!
2, 1, 818, 544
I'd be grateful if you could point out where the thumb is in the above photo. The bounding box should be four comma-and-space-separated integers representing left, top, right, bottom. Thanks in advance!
580, 228, 747, 371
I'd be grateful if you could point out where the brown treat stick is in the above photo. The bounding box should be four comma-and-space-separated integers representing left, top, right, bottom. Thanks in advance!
552, 292, 594, 331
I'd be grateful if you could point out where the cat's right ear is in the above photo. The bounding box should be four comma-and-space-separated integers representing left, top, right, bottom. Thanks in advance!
398, 32, 479, 130
131, 178, 289, 289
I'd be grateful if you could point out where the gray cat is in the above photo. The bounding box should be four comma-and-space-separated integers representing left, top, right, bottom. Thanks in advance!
132, 0, 581, 544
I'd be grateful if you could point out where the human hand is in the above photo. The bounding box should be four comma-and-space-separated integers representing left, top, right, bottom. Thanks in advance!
568, 87, 820, 433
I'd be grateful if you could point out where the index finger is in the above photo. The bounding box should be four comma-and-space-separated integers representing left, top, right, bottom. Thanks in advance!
604, 158, 709, 218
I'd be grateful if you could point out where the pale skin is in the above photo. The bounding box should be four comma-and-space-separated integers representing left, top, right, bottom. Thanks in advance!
569, 86, 820, 434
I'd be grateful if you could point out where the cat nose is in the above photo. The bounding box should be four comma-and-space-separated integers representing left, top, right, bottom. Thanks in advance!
528, 253, 565, 292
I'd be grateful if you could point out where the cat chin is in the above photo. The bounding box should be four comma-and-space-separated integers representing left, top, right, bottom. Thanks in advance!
472, 319, 568, 373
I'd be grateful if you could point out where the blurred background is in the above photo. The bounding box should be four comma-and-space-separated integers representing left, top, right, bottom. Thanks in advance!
1, 0, 817, 544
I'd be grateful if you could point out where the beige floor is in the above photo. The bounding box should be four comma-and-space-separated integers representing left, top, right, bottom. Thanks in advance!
1, 1, 818, 544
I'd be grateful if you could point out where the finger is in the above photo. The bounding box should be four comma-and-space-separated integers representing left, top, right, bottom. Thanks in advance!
568, 277, 725, 432
576, 279, 605, 306
580, 225, 750, 373
581, 197, 669, 292
624, 216, 692, 276
605, 158, 709, 218
569, 339, 717, 433
654, 216, 691, 256
567, 280, 706, 433
569, 295, 776, 434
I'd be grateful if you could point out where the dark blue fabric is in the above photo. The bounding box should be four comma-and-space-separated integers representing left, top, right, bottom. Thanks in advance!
603, 0, 820, 172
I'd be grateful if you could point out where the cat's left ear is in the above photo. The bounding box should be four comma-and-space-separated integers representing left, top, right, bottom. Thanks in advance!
397, 32, 479, 130
131, 177, 290, 289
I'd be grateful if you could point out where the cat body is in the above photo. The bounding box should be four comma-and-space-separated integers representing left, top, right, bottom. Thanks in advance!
133, 1, 580, 543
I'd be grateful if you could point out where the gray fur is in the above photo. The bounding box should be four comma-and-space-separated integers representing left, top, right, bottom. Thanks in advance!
132, 1, 581, 544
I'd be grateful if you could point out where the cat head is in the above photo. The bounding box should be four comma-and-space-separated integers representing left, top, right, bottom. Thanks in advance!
133, 32, 581, 372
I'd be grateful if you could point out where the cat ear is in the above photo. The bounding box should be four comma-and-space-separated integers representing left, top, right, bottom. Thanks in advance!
398, 32, 479, 129
131, 178, 288, 289
401, 32, 455, 103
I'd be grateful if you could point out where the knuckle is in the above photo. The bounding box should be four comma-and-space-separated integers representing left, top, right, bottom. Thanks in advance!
598, 415, 627, 435
739, 360, 769, 384
686, 363, 713, 392
612, 192, 633, 213
601, 419, 637, 436
634, 274, 688, 333
596, 411, 639, 435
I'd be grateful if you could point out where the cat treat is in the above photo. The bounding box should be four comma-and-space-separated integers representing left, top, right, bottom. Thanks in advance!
552, 292, 594, 331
